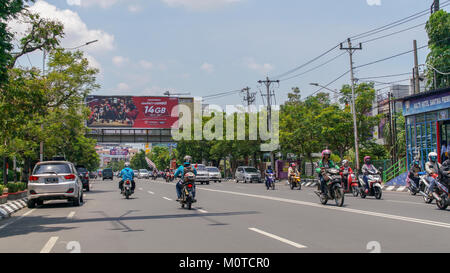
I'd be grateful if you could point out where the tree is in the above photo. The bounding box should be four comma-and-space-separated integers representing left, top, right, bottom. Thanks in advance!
149, 146, 171, 170
131, 150, 148, 170
425, 9, 450, 89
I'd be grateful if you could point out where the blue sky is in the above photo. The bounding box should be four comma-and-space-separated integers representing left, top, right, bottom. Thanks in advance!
12, 0, 449, 107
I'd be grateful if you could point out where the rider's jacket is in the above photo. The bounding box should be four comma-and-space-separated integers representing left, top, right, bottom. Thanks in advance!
362, 164, 378, 175
315, 160, 336, 174
120, 167, 134, 181
425, 161, 441, 176
408, 164, 422, 179
174, 164, 197, 182
340, 166, 353, 176
288, 167, 299, 177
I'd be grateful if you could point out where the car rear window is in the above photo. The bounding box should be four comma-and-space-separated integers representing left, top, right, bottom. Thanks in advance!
34, 163, 72, 175
139, 169, 148, 172
103, 169, 112, 174
77, 167, 88, 173
196, 165, 206, 171
244, 168, 258, 173
207, 167, 219, 172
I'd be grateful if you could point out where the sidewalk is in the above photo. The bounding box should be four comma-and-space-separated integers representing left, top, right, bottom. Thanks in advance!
0, 197, 28, 220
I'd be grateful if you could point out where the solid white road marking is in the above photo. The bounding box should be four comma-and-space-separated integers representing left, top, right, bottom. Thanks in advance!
139, 188, 143, 191
148, 191, 154, 195
163, 197, 172, 201
397, 186, 406, 192
40, 237, 59, 253
197, 209, 208, 213
249, 228, 307, 249
0, 209, 36, 230
386, 186, 395, 191
198, 188, 450, 229
67, 211, 76, 219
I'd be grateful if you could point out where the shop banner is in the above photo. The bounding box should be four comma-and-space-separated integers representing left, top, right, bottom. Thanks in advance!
403, 91, 450, 116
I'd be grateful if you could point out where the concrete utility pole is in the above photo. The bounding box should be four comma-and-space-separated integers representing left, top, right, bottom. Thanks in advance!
340, 38, 362, 171
432, 0, 440, 14
258, 77, 279, 171
241, 87, 256, 112
413, 40, 421, 94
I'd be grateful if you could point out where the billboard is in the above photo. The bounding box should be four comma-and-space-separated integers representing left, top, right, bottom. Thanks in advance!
110, 147, 129, 156
86, 96, 179, 129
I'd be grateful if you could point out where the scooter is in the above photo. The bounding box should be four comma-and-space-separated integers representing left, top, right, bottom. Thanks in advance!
358, 171, 383, 199
289, 175, 302, 190
406, 172, 426, 196
122, 179, 133, 199
179, 172, 196, 210
341, 169, 359, 197
266, 173, 276, 190
314, 168, 345, 207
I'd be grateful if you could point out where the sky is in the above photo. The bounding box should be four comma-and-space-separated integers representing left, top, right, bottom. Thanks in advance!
10, 0, 450, 108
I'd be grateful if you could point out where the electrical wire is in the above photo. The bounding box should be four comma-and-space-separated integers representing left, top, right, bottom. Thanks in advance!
360, 22, 427, 44
358, 72, 412, 80
305, 70, 351, 99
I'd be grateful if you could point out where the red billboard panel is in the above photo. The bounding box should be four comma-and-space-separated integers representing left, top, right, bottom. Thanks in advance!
87, 96, 179, 129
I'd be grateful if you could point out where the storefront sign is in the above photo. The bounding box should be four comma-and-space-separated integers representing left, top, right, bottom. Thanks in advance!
403, 91, 450, 116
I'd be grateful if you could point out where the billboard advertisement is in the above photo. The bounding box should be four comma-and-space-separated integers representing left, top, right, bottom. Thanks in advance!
110, 147, 129, 156
86, 96, 179, 129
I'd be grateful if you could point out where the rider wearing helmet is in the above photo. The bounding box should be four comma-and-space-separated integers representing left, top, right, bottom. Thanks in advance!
408, 156, 422, 190
174, 155, 198, 202
288, 163, 299, 184
339, 160, 353, 188
362, 156, 378, 194
316, 149, 336, 198
119, 162, 135, 193
425, 152, 442, 197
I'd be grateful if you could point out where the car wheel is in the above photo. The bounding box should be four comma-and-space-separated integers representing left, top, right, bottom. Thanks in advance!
27, 199, 36, 208
36, 200, 44, 206
73, 194, 81, 207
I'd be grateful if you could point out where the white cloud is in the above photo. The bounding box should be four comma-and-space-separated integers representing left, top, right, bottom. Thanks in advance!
67, 0, 119, 8
10, 1, 115, 54
244, 58, 273, 75
200, 62, 214, 73
112, 56, 129, 67
139, 60, 154, 70
128, 5, 142, 13
367, 0, 381, 6
162, 0, 242, 11
117, 82, 130, 91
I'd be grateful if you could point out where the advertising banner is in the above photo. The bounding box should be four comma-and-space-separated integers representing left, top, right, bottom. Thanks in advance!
403, 91, 450, 116
87, 96, 179, 129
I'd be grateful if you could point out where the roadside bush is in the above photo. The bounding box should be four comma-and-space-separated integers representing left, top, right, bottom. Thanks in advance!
5, 182, 25, 194
0, 185, 4, 196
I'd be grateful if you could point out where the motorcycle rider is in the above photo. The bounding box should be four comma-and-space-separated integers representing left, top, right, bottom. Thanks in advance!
265, 165, 275, 186
316, 149, 337, 198
425, 152, 442, 197
408, 157, 422, 191
362, 156, 378, 194
340, 160, 353, 189
119, 162, 135, 193
288, 163, 299, 185
174, 156, 197, 202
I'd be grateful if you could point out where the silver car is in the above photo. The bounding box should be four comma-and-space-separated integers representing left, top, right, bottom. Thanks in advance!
206, 167, 222, 183
138, 169, 150, 179
195, 164, 210, 185
27, 161, 84, 208
235, 166, 262, 183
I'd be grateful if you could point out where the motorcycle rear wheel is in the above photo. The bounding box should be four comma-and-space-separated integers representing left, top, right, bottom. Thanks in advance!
352, 186, 359, 197
334, 188, 345, 207
375, 188, 382, 200
320, 195, 328, 205
436, 195, 448, 210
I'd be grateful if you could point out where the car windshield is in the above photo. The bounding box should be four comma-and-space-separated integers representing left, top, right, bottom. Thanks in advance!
139, 169, 148, 173
244, 168, 258, 173
103, 169, 112, 173
206, 167, 219, 172
34, 163, 71, 175
77, 167, 88, 173
196, 165, 206, 171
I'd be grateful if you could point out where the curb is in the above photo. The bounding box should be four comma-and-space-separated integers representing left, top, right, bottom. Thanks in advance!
0, 197, 28, 220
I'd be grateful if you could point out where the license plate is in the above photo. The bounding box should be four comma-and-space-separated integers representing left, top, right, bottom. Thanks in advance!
45, 178, 59, 183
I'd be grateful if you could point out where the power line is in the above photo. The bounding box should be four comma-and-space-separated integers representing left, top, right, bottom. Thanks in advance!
306, 70, 351, 99
360, 22, 427, 44
358, 72, 412, 80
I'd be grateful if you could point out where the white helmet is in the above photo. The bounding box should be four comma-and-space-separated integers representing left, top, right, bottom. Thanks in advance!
125, 162, 131, 167
428, 152, 438, 162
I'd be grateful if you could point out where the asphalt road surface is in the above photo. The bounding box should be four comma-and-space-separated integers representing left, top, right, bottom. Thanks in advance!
0, 178, 449, 253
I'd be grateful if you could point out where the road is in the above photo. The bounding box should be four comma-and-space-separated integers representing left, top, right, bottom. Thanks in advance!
0, 177, 449, 253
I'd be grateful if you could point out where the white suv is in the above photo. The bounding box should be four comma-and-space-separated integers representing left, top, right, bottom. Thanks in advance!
27, 161, 84, 208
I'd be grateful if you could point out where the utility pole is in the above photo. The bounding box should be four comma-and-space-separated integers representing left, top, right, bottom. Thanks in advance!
40, 49, 46, 162
413, 40, 420, 94
258, 77, 279, 171
432, 0, 440, 14
388, 92, 395, 165
241, 87, 256, 112
340, 38, 362, 171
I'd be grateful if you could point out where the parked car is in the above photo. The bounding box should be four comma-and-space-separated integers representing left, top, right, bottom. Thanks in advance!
27, 161, 84, 208
76, 165, 90, 191
138, 169, 150, 179
206, 167, 222, 183
89, 171, 97, 179
102, 168, 114, 181
195, 164, 210, 185
235, 166, 262, 183
133, 170, 139, 178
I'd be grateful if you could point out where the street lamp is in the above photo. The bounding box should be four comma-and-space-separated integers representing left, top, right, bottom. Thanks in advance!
309, 83, 340, 94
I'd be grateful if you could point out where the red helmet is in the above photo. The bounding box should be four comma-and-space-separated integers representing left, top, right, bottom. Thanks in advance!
290, 163, 296, 167
322, 149, 332, 157
364, 156, 371, 163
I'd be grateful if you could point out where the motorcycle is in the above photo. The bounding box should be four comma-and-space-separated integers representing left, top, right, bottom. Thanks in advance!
152, 173, 157, 180
169, 171, 175, 182
179, 172, 196, 210
315, 168, 345, 207
122, 179, 133, 199
434, 178, 449, 210
358, 171, 383, 199
341, 169, 359, 197
266, 173, 276, 190
165, 171, 171, 182
289, 175, 301, 190
406, 172, 427, 196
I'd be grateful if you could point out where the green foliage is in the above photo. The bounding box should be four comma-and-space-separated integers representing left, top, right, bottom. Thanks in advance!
131, 150, 149, 170
6, 182, 25, 193
107, 160, 125, 173
149, 146, 172, 170
426, 10, 450, 89
0, 184, 4, 195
